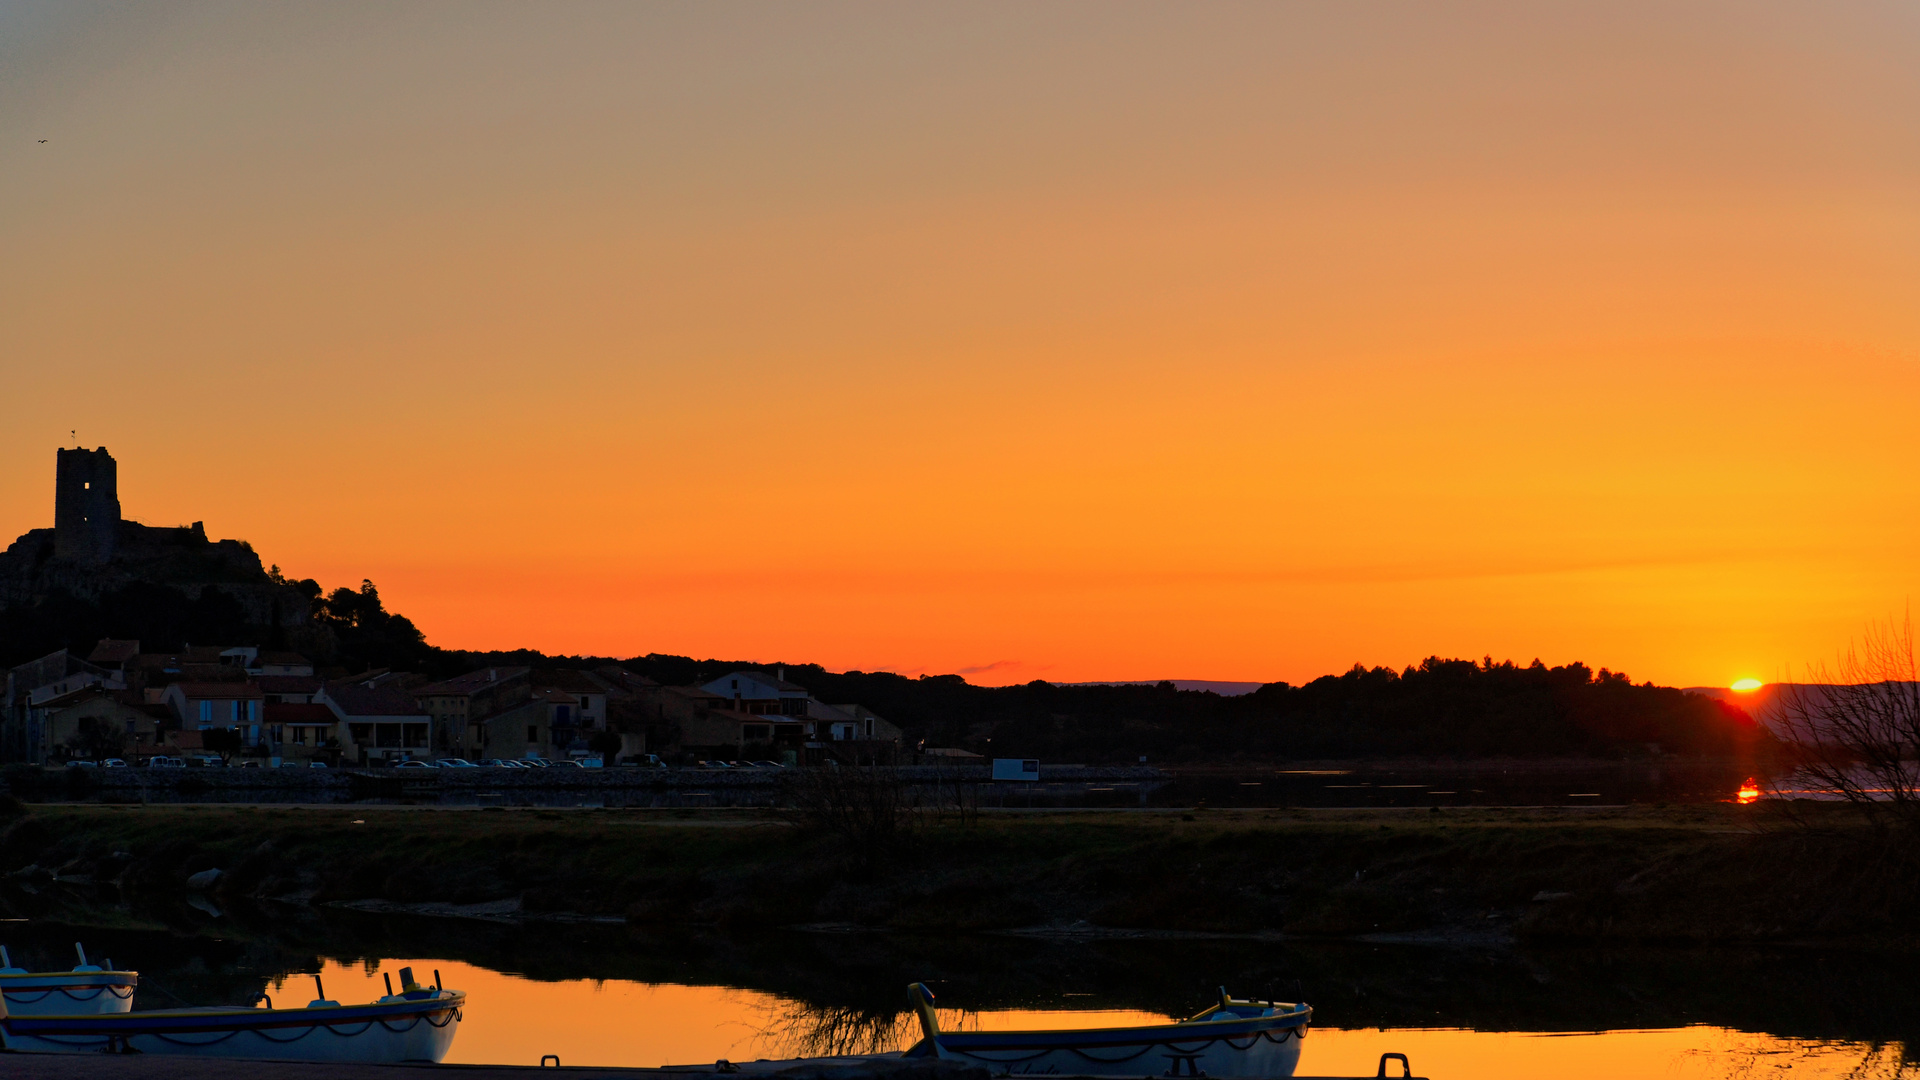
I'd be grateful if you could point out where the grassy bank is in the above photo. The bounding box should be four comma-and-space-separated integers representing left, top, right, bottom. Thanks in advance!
4, 803, 1916, 946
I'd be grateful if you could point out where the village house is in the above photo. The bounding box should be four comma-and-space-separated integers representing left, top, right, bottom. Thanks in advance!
467, 688, 579, 760
700, 669, 814, 716
265, 702, 340, 763
162, 682, 266, 744
85, 638, 142, 678
249, 651, 315, 677
413, 667, 531, 755
124, 648, 239, 692
811, 701, 903, 744
256, 674, 321, 705
3, 649, 118, 761
317, 674, 432, 764
34, 687, 160, 762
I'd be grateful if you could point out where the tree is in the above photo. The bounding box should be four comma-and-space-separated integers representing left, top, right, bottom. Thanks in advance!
588, 729, 624, 761
65, 717, 127, 761
1772, 615, 1920, 830
202, 727, 244, 764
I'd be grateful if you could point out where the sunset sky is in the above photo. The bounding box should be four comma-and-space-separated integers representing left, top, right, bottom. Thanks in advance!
3, 2, 1917, 687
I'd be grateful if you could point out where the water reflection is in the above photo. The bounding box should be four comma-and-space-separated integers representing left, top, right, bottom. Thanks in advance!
4, 897, 1919, 1077
257, 960, 1920, 1077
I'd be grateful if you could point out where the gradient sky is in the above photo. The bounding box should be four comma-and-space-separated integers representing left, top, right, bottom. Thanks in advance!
3, 2, 1917, 686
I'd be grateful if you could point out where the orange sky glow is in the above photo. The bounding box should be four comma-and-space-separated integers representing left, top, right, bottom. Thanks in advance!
3, 3, 1917, 686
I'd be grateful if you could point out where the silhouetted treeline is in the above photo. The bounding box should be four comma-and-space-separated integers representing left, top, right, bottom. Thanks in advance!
2, 581, 1758, 761
0, 578, 600, 679
621, 654, 1763, 762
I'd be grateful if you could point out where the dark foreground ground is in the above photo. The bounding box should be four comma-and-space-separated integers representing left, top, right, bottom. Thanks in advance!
2, 802, 1916, 947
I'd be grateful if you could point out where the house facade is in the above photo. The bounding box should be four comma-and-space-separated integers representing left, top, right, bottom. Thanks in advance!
36, 689, 159, 762
162, 682, 267, 745
414, 667, 531, 754
700, 670, 813, 716
317, 676, 432, 764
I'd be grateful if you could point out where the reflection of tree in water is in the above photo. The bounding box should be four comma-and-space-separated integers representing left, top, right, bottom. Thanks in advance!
748, 997, 916, 1059
1677, 1037, 1913, 1080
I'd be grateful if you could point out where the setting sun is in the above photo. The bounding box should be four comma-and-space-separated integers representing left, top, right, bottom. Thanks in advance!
1730, 679, 1764, 692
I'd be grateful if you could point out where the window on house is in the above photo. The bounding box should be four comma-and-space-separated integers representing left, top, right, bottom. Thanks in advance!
403, 724, 428, 748
527, 726, 539, 743
349, 723, 373, 743
199, 700, 211, 724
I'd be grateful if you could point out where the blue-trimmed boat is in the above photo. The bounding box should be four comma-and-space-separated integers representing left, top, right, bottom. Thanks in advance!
903, 983, 1311, 1077
0, 967, 464, 1063
0, 944, 136, 1017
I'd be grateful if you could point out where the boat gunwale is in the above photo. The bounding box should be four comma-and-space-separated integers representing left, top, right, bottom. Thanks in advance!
1, 990, 464, 1036
929, 1006, 1310, 1050
0, 972, 139, 986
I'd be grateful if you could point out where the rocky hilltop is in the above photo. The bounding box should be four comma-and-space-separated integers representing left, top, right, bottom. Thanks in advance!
0, 448, 307, 629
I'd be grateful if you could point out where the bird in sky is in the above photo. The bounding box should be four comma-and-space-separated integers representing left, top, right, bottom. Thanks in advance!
38, 139, 47, 143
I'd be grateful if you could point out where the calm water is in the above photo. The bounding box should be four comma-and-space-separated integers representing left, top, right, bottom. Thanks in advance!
4, 891, 1917, 1078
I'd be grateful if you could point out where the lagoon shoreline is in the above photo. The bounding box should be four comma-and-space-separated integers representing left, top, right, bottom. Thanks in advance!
2, 803, 1914, 949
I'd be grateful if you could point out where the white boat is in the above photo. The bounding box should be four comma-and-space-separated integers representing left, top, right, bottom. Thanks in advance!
904, 983, 1310, 1078
0, 944, 136, 1017
0, 966, 464, 1063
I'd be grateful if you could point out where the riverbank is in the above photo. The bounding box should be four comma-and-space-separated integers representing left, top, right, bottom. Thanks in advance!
3, 803, 1914, 947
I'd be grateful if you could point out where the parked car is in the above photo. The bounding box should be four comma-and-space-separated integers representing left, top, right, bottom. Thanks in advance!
146, 756, 185, 769
698, 760, 732, 768
750, 760, 785, 769
435, 758, 478, 768
102, 758, 128, 769
236, 759, 264, 769
548, 759, 585, 768
622, 754, 667, 768
64, 759, 98, 768
518, 757, 550, 768
393, 759, 433, 770
309, 761, 329, 768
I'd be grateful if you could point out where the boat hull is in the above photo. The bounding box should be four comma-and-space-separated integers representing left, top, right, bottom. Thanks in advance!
0, 972, 137, 1016
0, 991, 464, 1063
920, 1010, 1309, 1078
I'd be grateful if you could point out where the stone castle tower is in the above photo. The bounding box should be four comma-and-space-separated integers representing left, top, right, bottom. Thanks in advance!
54, 446, 120, 564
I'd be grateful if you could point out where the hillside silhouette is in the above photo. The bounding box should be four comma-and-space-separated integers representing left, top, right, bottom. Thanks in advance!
0, 573, 1760, 762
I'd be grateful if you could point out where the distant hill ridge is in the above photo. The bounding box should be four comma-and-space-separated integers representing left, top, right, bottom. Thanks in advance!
1055, 680, 1264, 697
